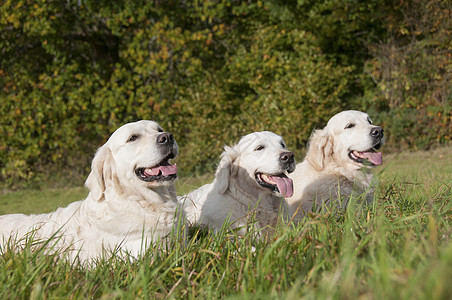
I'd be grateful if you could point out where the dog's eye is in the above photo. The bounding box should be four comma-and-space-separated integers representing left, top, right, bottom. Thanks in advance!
367, 117, 372, 124
127, 135, 139, 142
280, 142, 286, 148
255, 145, 265, 151
157, 128, 164, 133
345, 123, 355, 129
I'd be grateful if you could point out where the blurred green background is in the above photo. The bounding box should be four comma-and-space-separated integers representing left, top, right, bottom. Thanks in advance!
1, 0, 450, 189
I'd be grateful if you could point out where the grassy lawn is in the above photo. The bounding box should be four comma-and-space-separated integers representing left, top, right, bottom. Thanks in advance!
0, 176, 214, 216
0, 187, 88, 215
0, 147, 451, 299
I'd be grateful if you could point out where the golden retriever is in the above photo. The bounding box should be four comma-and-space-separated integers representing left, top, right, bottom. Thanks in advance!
0, 120, 182, 263
180, 131, 295, 236
287, 110, 385, 218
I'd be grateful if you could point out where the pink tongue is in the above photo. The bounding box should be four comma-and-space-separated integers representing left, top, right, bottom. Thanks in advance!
160, 164, 177, 175
269, 176, 294, 198
362, 152, 383, 165
144, 164, 177, 176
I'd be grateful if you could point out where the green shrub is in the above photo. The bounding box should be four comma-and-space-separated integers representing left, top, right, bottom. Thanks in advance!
0, 0, 450, 188
363, 0, 451, 149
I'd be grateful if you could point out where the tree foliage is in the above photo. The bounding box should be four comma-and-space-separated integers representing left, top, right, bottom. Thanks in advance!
0, 0, 450, 188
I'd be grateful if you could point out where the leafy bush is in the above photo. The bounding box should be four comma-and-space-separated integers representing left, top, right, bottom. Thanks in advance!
0, 0, 450, 188
363, 0, 451, 149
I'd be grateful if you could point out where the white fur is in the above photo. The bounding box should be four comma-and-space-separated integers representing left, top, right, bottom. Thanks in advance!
287, 110, 385, 218
180, 131, 295, 236
0, 120, 183, 263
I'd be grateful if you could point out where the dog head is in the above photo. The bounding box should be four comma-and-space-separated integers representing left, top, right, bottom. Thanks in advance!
85, 120, 179, 201
216, 131, 295, 198
306, 110, 384, 173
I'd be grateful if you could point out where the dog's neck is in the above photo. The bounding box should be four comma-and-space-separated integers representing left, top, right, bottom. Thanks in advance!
314, 154, 373, 189
320, 166, 373, 196
222, 176, 290, 232
225, 175, 283, 211
140, 185, 178, 207
104, 179, 179, 209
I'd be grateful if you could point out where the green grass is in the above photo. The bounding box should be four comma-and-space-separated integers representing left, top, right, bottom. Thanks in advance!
0, 147, 451, 299
0, 187, 88, 215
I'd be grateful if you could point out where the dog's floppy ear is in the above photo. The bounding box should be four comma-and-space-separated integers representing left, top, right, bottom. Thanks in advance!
305, 129, 333, 171
215, 145, 239, 194
85, 145, 115, 201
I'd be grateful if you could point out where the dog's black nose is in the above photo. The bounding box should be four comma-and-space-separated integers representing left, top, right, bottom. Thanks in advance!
370, 127, 384, 138
157, 132, 174, 146
280, 151, 295, 164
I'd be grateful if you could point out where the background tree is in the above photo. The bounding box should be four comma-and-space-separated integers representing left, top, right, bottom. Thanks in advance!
0, 0, 450, 188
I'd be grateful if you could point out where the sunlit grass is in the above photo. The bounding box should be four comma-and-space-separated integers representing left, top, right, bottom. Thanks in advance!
0, 147, 450, 298
0, 187, 88, 215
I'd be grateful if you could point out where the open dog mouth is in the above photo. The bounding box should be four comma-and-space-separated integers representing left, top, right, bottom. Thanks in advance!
348, 142, 383, 166
135, 158, 177, 183
255, 173, 294, 198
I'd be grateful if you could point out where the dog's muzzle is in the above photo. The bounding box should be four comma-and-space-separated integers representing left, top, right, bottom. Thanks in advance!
370, 127, 384, 143
279, 151, 296, 173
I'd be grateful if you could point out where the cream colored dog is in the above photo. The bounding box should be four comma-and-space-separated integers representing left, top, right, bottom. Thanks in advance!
287, 110, 385, 218
0, 120, 182, 263
181, 131, 295, 236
